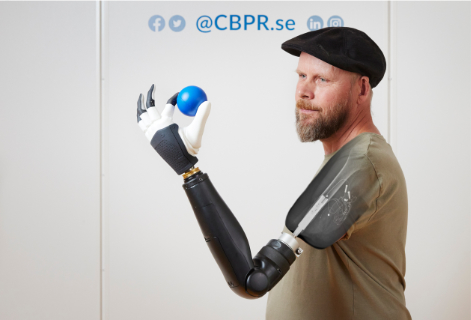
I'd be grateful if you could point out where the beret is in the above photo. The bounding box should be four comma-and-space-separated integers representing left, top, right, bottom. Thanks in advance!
281, 27, 386, 88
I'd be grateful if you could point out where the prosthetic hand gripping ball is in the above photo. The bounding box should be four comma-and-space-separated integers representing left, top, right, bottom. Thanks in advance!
137, 84, 208, 171
137, 84, 302, 299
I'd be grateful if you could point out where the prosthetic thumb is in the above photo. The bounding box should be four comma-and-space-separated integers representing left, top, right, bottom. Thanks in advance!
180, 101, 211, 156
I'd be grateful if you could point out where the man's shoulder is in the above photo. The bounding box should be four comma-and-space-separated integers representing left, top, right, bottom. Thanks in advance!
347, 133, 400, 170
346, 132, 406, 189
353, 133, 407, 199
364, 134, 403, 175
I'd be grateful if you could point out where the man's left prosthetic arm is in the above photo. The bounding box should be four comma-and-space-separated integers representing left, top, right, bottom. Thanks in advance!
137, 85, 301, 299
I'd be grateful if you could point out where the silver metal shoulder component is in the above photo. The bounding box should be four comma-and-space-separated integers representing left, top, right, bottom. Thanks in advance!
293, 194, 329, 236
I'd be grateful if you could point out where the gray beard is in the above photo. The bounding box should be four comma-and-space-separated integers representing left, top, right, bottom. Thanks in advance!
295, 99, 349, 142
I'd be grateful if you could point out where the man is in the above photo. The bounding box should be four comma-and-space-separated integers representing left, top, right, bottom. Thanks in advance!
137, 26, 410, 320
266, 28, 411, 319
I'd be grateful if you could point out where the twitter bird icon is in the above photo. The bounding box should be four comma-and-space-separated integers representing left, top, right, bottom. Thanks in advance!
169, 15, 186, 32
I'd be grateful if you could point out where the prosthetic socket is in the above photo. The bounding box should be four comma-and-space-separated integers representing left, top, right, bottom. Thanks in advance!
152, 122, 376, 298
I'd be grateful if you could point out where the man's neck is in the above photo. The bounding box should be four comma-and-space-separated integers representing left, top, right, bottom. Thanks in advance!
320, 111, 380, 155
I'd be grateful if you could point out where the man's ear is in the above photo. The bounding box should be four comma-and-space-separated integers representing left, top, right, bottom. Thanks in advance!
357, 76, 371, 104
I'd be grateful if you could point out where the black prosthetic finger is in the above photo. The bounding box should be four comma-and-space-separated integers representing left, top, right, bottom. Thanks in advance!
166, 92, 179, 106
146, 84, 155, 108
151, 123, 198, 175
137, 93, 147, 122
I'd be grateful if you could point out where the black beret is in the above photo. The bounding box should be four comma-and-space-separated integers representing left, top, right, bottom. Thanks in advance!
281, 27, 386, 88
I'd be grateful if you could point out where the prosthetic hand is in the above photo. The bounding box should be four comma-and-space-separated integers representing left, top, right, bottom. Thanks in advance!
137, 84, 211, 174
137, 85, 301, 299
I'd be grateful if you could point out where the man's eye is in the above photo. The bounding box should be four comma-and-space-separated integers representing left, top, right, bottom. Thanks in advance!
299, 74, 306, 79
320, 77, 326, 82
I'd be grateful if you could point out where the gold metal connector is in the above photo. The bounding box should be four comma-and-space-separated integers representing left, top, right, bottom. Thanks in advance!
182, 167, 201, 179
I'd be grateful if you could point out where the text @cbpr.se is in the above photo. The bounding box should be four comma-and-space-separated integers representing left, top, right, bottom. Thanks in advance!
196, 15, 296, 33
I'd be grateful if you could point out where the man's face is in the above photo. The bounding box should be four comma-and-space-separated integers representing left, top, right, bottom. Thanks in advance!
295, 52, 356, 142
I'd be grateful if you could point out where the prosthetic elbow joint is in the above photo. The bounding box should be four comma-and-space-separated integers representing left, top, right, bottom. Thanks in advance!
246, 233, 301, 297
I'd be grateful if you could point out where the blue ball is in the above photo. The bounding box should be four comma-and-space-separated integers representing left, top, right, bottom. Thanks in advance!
177, 86, 207, 117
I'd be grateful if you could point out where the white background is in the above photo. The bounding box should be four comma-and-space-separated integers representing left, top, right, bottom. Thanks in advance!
0, 1, 469, 320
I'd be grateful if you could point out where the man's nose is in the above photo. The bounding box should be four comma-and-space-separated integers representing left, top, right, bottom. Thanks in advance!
296, 83, 314, 100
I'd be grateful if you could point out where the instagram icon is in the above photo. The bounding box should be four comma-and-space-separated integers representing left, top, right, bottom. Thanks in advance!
328, 16, 344, 27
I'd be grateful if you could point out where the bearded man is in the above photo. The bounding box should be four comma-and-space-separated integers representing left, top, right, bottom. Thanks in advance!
137, 26, 411, 320
266, 28, 412, 319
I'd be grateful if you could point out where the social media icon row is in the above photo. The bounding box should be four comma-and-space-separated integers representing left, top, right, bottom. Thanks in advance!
307, 15, 344, 31
148, 15, 186, 32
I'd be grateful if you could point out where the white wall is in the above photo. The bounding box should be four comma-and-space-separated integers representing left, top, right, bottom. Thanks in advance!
0, 2, 101, 320
396, 2, 471, 319
0, 2, 469, 320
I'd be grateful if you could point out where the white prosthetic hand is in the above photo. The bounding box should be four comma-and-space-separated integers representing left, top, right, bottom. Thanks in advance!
137, 84, 211, 174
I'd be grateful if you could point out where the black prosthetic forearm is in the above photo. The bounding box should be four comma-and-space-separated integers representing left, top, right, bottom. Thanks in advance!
183, 170, 300, 299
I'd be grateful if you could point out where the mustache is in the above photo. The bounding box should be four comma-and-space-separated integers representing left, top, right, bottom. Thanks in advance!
296, 99, 322, 112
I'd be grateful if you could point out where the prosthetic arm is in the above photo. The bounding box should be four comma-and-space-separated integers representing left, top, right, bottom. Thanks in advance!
137, 85, 302, 299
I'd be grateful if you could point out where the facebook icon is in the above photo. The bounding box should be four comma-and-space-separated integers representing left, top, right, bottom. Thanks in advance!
149, 15, 165, 32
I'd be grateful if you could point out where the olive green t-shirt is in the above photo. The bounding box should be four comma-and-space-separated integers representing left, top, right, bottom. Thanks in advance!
266, 133, 411, 320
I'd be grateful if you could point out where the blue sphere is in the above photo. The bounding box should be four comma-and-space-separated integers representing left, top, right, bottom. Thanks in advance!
177, 86, 207, 117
